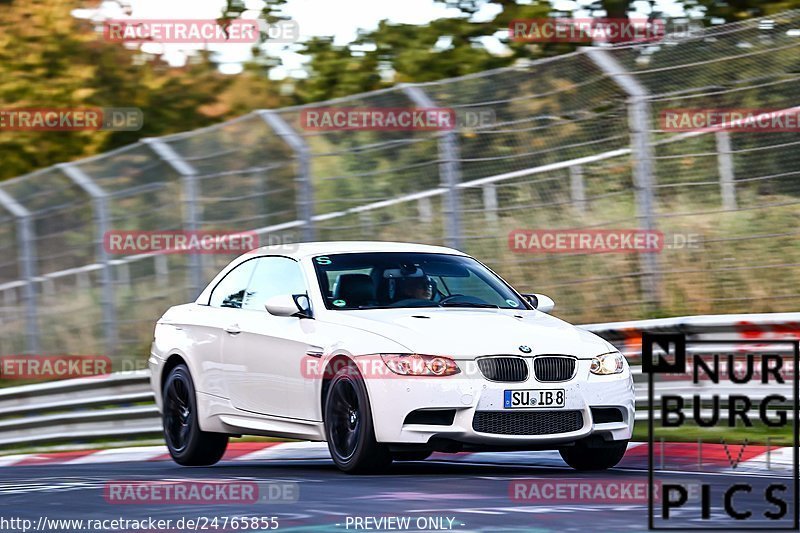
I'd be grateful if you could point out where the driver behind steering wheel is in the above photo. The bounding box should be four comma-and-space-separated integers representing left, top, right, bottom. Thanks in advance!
396, 275, 436, 301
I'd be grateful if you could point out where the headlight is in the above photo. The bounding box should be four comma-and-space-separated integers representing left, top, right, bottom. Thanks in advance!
590, 351, 625, 375
380, 354, 460, 376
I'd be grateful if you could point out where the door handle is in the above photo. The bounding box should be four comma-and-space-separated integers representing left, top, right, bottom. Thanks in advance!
224, 324, 241, 335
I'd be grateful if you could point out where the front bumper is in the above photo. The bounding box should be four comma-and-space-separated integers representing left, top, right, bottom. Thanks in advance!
363, 358, 635, 447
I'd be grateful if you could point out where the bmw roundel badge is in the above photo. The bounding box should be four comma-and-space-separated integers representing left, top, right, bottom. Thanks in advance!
519, 345, 532, 354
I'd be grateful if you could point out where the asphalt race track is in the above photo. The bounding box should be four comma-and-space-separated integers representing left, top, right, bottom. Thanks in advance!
1, 452, 793, 532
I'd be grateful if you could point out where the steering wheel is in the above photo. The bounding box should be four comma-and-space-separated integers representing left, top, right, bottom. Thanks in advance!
438, 294, 492, 305
438, 294, 466, 305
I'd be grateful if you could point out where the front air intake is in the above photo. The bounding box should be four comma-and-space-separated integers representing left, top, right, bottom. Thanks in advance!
472, 410, 584, 435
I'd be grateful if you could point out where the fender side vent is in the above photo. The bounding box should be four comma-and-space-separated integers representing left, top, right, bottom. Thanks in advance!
404, 409, 456, 426
591, 407, 624, 424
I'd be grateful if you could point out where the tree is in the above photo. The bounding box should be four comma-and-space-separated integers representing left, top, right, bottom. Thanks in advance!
0, 0, 285, 180
267, 0, 800, 101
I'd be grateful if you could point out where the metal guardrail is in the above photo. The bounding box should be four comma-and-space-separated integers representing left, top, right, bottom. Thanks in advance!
0, 312, 797, 450
594, 312, 799, 422
584, 311, 800, 357
0, 370, 159, 448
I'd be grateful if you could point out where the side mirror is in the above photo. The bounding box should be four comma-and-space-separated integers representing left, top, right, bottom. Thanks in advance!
522, 293, 555, 313
264, 294, 312, 318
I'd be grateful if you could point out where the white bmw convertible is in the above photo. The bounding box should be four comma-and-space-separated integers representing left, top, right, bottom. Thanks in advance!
150, 242, 634, 473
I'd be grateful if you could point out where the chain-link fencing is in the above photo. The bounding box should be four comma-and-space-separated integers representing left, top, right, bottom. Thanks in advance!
1, 12, 798, 365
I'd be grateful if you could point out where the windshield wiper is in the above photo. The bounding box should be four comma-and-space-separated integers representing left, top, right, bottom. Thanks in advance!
439, 302, 499, 308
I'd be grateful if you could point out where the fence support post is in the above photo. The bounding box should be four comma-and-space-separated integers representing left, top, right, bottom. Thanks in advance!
417, 197, 433, 223
482, 184, 499, 227
0, 189, 39, 354
401, 84, 463, 249
586, 48, 661, 309
143, 138, 204, 299
569, 165, 586, 211
155, 255, 169, 288
58, 163, 118, 356
258, 110, 315, 242
716, 130, 737, 210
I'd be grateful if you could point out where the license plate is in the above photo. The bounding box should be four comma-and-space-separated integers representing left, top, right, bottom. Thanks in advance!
504, 389, 565, 408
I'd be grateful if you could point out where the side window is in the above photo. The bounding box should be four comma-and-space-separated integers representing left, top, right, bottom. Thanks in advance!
209, 260, 257, 309
242, 256, 307, 311
328, 268, 372, 298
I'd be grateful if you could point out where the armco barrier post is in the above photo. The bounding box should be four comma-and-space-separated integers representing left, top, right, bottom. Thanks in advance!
0, 188, 39, 354
586, 48, 661, 310
58, 163, 118, 356
401, 84, 463, 250
258, 110, 316, 242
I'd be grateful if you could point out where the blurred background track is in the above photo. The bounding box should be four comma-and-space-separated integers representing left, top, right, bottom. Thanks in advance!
0, 13, 798, 365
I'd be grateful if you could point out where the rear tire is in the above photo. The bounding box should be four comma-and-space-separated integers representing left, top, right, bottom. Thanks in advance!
324, 364, 392, 474
163, 364, 228, 466
559, 439, 628, 471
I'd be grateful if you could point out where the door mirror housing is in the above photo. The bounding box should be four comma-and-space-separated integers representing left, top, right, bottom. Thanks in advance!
293, 294, 312, 318
522, 293, 555, 313
264, 294, 313, 318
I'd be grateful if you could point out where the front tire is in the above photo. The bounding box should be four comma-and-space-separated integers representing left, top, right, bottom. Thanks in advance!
324, 365, 392, 474
559, 439, 628, 471
163, 364, 228, 466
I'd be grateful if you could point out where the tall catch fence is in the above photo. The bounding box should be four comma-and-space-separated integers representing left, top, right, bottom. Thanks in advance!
0, 12, 798, 364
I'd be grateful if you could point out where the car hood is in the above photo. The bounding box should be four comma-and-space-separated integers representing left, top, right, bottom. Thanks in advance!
319, 307, 616, 359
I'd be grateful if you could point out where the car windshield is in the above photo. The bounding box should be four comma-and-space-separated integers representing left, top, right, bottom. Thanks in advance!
312, 252, 528, 310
